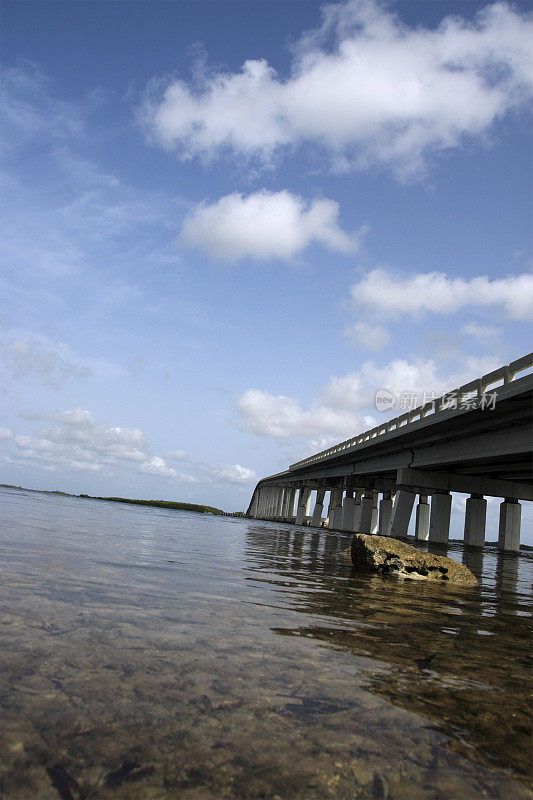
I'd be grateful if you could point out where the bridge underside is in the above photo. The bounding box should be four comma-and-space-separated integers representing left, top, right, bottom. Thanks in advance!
247, 364, 533, 552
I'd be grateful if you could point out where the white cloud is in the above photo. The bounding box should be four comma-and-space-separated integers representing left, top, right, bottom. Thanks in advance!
141, 0, 533, 175
12, 408, 149, 472
1, 62, 85, 154
350, 268, 533, 320
6, 407, 190, 483
321, 358, 448, 411
178, 190, 358, 262
237, 389, 361, 440
141, 456, 178, 479
344, 320, 390, 351
4, 405, 253, 490
322, 355, 500, 411
462, 322, 501, 339
140, 456, 199, 483
205, 463, 257, 484
237, 354, 500, 449
0, 333, 92, 388
165, 449, 188, 461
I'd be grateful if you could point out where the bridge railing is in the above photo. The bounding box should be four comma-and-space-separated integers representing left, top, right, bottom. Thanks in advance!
289, 353, 533, 471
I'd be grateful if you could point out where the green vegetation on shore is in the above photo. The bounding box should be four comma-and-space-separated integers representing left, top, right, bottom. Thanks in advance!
88, 495, 225, 515
1, 484, 226, 515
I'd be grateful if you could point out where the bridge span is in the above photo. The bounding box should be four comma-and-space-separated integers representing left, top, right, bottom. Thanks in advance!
246, 354, 533, 552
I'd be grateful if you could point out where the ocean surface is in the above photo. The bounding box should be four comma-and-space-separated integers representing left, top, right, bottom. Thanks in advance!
1, 486, 531, 799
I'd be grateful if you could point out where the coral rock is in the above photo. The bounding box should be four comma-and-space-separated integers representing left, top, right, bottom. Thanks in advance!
351, 534, 478, 586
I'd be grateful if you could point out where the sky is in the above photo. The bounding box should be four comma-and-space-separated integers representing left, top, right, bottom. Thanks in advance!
1, 0, 532, 529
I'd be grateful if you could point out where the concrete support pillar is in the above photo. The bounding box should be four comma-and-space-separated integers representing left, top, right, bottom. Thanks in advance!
304, 490, 313, 524
283, 488, 296, 522
387, 489, 415, 538
359, 491, 378, 534
378, 492, 393, 536
274, 487, 284, 519
279, 488, 288, 520
429, 492, 452, 543
353, 491, 363, 532
341, 490, 356, 531
269, 487, 276, 518
464, 494, 487, 547
263, 487, 271, 517
311, 489, 325, 528
329, 489, 344, 529
415, 495, 430, 541
272, 487, 279, 518
288, 488, 297, 521
498, 499, 521, 552
296, 487, 312, 526
260, 487, 268, 517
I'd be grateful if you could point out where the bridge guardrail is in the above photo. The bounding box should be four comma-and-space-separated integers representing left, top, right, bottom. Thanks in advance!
289, 353, 533, 471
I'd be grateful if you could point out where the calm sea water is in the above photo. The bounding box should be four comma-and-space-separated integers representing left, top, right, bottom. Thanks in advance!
1, 487, 531, 799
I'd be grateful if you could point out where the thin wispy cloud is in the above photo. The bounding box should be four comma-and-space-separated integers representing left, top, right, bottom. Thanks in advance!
0, 329, 127, 388
1, 61, 85, 153
343, 321, 390, 352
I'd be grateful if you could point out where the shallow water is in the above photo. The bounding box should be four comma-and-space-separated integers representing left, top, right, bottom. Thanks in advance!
0, 487, 531, 799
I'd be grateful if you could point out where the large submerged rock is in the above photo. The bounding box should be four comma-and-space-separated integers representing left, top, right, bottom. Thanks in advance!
351, 534, 478, 586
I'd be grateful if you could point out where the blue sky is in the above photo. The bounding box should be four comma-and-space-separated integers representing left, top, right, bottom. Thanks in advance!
1, 0, 532, 529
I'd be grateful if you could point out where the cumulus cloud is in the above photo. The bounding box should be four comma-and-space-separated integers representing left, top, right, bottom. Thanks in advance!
343, 320, 390, 351
141, 456, 178, 479
237, 354, 500, 449
350, 268, 533, 320
204, 463, 257, 484
237, 389, 361, 440
140, 0, 533, 175
321, 359, 448, 411
6, 407, 189, 483
4, 406, 254, 490
178, 190, 358, 262
12, 408, 148, 472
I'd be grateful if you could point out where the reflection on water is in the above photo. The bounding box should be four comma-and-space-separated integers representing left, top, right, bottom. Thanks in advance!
0, 488, 531, 799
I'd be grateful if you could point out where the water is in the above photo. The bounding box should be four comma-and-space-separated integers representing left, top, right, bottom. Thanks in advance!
1, 487, 531, 799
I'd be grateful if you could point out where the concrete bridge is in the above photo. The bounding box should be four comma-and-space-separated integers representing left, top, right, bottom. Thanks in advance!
246, 354, 533, 552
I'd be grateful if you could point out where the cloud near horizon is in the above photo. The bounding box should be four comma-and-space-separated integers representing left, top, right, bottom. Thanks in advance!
178, 190, 359, 262
2, 407, 256, 489
140, 0, 533, 176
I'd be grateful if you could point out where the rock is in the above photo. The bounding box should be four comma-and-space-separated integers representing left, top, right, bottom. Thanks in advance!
351, 534, 478, 586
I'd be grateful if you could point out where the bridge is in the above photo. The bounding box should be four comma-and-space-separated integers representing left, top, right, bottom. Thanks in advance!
246, 354, 533, 552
